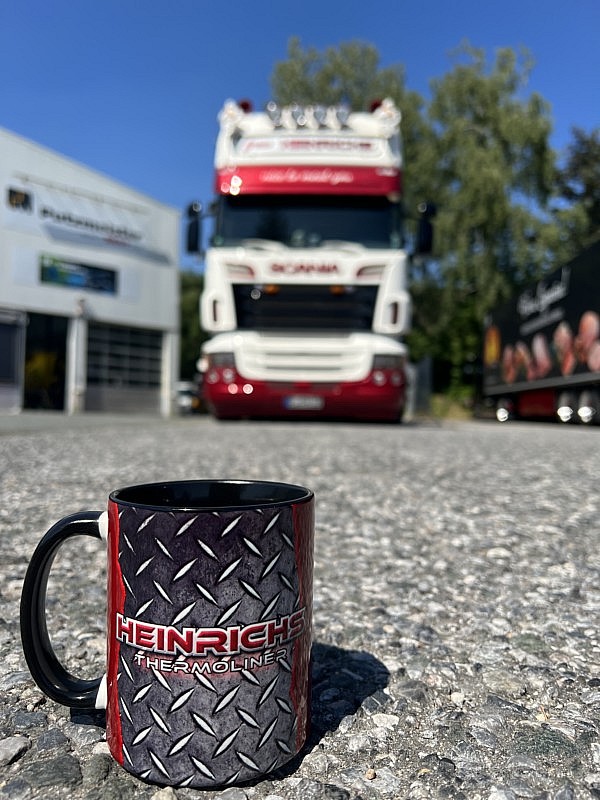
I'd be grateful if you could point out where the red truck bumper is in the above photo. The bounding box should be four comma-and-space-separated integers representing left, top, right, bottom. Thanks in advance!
203, 372, 406, 422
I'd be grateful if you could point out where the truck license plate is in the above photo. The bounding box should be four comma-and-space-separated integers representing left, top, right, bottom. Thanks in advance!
284, 395, 324, 410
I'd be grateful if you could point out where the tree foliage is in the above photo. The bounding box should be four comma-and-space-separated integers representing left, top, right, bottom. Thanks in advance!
272, 37, 407, 111
418, 44, 556, 377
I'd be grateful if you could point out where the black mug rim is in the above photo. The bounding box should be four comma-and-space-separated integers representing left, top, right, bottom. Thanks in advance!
109, 479, 313, 512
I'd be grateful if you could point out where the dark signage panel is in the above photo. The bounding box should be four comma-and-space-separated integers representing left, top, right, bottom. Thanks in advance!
484, 241, 600, 394
40, 255, 118, 295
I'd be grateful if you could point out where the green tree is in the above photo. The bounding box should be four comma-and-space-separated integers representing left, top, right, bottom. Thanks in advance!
179, 271, 205, 379
421, 44, 556, 386
271, 37, 408, 110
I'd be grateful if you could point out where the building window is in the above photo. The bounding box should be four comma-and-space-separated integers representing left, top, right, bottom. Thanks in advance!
87, 323, 162, 387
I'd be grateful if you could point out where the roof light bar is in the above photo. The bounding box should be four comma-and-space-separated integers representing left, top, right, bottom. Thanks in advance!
265, 103, 352, 131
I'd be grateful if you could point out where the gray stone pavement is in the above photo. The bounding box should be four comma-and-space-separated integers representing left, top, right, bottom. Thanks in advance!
1, 412, 600, 799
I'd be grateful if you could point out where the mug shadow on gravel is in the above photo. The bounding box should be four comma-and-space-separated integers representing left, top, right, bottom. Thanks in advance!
271, 641, 390, 780
68, 641, 390, 781
309, 642, 390, 737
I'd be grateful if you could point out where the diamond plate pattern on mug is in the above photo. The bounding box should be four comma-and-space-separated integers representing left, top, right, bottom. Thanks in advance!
114, 504, 308, 788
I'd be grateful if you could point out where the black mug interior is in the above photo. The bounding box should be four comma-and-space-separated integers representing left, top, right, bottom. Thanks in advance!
110, 479, 312, 511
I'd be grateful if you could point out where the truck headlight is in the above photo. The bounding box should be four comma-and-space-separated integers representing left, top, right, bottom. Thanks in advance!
371, 354, 406, 386
205, 353, 237, 385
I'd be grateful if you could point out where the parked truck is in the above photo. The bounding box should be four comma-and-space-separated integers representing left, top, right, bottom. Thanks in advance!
483, 239, 600, 424
188, 98, 431, 421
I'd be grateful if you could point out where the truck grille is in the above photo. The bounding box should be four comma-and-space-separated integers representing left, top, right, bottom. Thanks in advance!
236, 335, 371, 383
233, 284, 377, 331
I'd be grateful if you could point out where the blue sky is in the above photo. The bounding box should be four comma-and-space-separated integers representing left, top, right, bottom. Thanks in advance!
1, 1, 599, 266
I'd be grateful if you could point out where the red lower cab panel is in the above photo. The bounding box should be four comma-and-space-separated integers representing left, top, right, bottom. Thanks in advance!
204, 369, 407, 421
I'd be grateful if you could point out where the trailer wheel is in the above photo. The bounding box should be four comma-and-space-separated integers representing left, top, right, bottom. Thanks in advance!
577, 390, 600, 424
556, 392, 577, 423
496, 398, 514, 422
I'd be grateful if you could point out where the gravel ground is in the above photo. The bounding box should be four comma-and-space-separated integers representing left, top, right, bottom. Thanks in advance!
1, 412, 600, 800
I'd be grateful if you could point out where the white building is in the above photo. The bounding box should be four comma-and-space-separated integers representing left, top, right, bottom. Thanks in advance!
0, 128, 180, 415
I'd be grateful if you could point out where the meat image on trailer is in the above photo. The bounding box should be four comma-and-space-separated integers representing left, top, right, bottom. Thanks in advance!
483, 239, 600, 423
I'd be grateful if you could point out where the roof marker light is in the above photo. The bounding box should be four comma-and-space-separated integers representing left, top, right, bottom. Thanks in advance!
266, 101, 282, 127
291, 104, 308, 127
313, 105, 328, 127
336, 106, 350, 127
219, 100, 246, 131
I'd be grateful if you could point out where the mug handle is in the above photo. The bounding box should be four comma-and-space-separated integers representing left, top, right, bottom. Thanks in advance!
20, 511, 106, 709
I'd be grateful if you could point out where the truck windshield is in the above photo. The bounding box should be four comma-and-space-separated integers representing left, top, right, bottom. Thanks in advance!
212, 195, 403, 249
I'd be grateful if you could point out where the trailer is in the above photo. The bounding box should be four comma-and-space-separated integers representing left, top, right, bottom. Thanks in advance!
483, 239, 600, 423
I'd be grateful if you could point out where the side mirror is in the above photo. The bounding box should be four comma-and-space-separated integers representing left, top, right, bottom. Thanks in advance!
415, 201, 436, 256
186, 201, 203, 255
